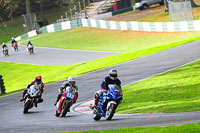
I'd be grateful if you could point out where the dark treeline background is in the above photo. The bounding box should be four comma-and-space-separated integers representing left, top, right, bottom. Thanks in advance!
0, 0, 86, 22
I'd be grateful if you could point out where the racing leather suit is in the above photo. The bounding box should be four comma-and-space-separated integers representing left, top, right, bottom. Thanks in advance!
94, 76, 121, 107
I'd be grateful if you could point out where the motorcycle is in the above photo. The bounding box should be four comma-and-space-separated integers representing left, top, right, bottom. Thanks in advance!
92, 84, 123, 121
13, 42, 18, 51
55, 86, 77, 117
27, 45, 34, 55
3, 47, 9, 56
23, 85, 41, 114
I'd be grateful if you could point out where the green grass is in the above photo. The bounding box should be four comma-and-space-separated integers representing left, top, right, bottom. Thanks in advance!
1, 37, 199, 95
116, 59, 200, 114
20, 27, 200, 52
60, 123, 200, 133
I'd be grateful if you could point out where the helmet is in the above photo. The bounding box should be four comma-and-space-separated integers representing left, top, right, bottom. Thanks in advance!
68, 76, 76, 85
12, 37, 14, 40
35, 75, 42, 83
3, 42, 5, 45
109, 69, 117, 78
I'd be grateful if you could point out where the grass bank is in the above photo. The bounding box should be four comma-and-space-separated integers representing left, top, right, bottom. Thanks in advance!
0, 37, 199, 95
117, 59, 200, 113
20, 27, 200, 52
61, 123, 200, 133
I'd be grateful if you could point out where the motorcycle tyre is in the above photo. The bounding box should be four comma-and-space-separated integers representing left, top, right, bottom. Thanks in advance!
23, 100, 31, 114
61, 101, 71, 117
93, 109, 101, 121
106, 103, 116, 120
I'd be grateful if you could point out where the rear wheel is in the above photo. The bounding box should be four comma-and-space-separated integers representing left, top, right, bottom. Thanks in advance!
61, 101, 71, 117
93, 109, 101, 121
23, 100, 31, 114
106, 103, 116, 120
142, 4, 148, 10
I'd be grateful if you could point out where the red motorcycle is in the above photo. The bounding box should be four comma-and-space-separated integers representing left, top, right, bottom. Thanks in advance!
13, 42, 18, 51
55, 86, 77, 117
27, 45, 34, 55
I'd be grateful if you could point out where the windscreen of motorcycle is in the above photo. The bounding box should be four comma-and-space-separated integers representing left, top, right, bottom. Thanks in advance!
108, 84, 122, 93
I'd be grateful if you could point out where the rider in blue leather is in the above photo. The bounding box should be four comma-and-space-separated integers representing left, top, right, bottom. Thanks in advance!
93, 69, 121, 108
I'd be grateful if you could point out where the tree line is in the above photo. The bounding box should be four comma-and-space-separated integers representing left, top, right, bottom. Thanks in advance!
0, 0, 84, 22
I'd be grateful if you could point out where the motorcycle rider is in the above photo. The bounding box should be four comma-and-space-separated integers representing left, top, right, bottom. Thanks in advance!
11, 37, 18, 49
20, 75, 44, 107
26, 40, 33, 53
92, 69, 121, 109
2, 42, 8, 55
54, 76, 78, 106
2, 42, 7, 49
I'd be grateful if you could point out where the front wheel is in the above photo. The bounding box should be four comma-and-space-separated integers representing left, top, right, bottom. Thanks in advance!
61, 101, 71, 117
23, 100, 31, 114
106, 103, 116, 120
93, 109, 101, 121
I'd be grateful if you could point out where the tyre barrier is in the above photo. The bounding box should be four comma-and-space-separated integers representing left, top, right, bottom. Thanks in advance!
0, 75, 6, 94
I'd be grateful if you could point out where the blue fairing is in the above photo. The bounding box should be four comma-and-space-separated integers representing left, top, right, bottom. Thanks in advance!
96, 85, 123, 117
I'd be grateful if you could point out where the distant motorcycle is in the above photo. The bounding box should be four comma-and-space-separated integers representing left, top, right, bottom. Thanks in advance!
27, 45, 34, 55
92, 84, 123, 121
12, 42, 18, 51
23, 85, 42, 114
3, 47, 9, 56
55, 86, 77, 117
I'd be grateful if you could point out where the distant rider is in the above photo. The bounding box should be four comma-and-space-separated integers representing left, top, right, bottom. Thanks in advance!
92, 69, 121, 108
2, 42, 7, 49
54, 77, 78, 106
11, 37, 18, 49
20, 75, 44, 107
26, 40, 33, 53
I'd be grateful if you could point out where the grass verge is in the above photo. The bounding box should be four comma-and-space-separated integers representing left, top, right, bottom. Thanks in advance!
0, 37, 199, 95
117, 59, 200, 113
20, 27, 200, 52
60, 123, 200, 133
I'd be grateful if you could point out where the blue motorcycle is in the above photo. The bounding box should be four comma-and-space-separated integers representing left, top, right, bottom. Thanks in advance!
93, 85, 123, 121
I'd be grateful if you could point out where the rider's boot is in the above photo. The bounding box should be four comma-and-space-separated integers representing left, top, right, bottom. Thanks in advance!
91, 99, 98, 110
19, 98, 24, 102
19, 90, 27, 102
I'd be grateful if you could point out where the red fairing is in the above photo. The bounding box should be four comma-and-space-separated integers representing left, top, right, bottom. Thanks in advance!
57, 94, 66, 113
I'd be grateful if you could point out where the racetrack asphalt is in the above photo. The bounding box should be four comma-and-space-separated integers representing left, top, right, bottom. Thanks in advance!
0, 45, 122, 65
0, 40, 200, 133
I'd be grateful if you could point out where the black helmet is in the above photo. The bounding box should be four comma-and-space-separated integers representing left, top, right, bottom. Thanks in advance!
109, 69, 117, 77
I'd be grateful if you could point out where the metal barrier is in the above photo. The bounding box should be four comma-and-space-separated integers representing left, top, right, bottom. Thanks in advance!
0, 75, 6, 94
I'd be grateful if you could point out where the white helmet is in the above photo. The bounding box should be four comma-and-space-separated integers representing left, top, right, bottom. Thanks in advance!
68, 76, 76, 83
12, 37, 14, 40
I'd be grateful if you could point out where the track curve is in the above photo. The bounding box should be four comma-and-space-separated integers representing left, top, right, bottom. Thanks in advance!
0, 45, 121, 65
0, 40, 200, 133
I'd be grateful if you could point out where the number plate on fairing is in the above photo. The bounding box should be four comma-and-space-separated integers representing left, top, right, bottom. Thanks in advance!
66, 92, 74, 99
